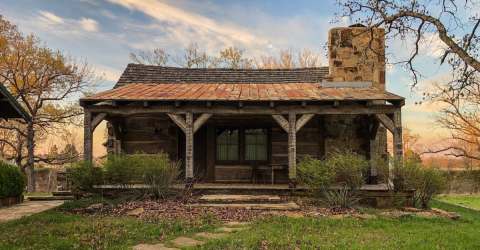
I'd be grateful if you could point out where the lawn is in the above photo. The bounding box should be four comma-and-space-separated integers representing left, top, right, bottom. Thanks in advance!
1, 199, 480, 249
436, 194, 480, 210
0, 198, 217, 250
194, 201, 480, 250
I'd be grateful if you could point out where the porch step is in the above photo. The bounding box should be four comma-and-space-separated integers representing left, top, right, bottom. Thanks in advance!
199, 194, 282, 204
52, 191, 72, 197
27, 195, 74, 201
189, 202, 300, 210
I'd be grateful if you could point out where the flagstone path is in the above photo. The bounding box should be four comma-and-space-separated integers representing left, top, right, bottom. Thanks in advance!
0, 200, 64, 223
133, 221, 250, 250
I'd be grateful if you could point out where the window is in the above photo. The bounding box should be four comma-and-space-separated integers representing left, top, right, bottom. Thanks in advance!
216, 127, 269, 162
216, 128, 239, 161
245, 129, 268, 161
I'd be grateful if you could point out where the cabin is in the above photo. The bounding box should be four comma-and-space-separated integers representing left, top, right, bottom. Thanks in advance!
80, 25, 405, 188
0, 84, 30, 122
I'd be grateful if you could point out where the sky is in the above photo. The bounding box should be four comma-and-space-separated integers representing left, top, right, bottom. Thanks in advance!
0, 0, 453, 153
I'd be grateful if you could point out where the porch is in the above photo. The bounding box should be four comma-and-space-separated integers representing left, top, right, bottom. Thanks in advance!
80, 82, 405, 188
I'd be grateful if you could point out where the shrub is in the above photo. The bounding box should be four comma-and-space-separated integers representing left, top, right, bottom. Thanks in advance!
324, 186, 361, 209
68, 161, 103, 193
103, 154, 144, 187
298, 155, 335, 194
395, 160, 447, 208
140, 154, 180, 199
0, 161, 26, 198
326, 151, 370, 191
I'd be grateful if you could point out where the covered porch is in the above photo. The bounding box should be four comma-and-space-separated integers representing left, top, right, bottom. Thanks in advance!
80, 82, 405, 189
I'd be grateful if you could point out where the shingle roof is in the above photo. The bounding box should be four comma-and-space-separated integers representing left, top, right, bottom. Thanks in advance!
83, 83, 404, 102
116, 64, 330, 87
0, 84, 31, 121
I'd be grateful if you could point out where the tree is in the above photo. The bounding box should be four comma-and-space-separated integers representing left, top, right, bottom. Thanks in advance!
337, 0, 479, 161
130, 46, 322, 69
0, 16, 94, 191
337, 0, 478, 92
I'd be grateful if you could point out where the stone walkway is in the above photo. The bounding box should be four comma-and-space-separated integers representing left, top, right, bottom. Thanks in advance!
133, 221, 249, 250
0, 201, 64, 223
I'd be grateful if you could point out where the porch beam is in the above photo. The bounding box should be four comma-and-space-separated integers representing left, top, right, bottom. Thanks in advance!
185, 112, 194, 186
167, 113, 187, 133
84, 104, 399, 116
193, 113, 212, 133
375, 114, 395, 133
271, 114, 289, 132
295, 114, 315, 132
288, 112, 297, 188
91, 113, 107, 130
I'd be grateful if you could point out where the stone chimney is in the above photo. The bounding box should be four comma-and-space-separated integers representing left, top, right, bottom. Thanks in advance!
327, 25, 385, 90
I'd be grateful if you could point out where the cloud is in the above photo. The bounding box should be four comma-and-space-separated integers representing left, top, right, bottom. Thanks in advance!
38, 11, 64, 25
107, 0, 269, 50
36, 10, 100, 35
79, 18, 99, 32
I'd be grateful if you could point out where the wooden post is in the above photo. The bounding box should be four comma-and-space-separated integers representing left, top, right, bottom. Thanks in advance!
288, 112, 297, 188
369, 119, 380, 184
185, 112, 194, 186
83, 111, 93, 163
392, 110, 403, 165
168, 112, 211, 187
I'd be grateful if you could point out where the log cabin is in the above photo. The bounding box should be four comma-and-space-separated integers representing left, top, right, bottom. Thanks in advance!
80, 25, 405, 188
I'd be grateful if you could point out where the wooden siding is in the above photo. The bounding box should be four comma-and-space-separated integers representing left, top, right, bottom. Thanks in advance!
110, 114, 372, 183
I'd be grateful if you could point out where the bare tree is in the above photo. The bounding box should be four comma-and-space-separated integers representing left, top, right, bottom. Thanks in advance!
337, 0, 479, 92
0, 16, 95, 191
129, 48, 169, 66
422, 82, 480, 161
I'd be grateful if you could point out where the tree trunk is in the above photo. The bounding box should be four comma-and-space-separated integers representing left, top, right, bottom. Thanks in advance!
15, 131, 24, 168
26, 122, 35, 192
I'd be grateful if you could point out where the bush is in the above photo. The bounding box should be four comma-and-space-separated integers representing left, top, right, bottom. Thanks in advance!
0, 161, 26, 198
327, 151, 370, 191
102, 153, 180, 198
324, 186, 361, 209
298, 152, 369, 208
67, 161, 103, 193
298, 155, 335, 194
103, 154, 144, 187
141, 154, 181, 199
395, 160, 447, 208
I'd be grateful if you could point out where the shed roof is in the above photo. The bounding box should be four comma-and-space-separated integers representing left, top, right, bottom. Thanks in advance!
116, 64, 329, 87
0, 84, 31, 121
82, 83, 404, 103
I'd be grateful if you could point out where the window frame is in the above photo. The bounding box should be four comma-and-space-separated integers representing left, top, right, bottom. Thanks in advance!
215, 126, 270, 165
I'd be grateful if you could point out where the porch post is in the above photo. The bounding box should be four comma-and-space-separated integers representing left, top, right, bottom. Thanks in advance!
83, 111, 106, 163
83, 110, 93, 163
185, 112, 194, 186
369, 118, 380, 184
288, 112, 297, 188
392, 109, 403, 164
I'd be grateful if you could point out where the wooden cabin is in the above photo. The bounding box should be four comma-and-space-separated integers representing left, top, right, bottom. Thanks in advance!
80, 26, 405, 188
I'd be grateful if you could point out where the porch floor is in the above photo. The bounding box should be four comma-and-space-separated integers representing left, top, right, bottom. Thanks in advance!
95, 183, 390, 191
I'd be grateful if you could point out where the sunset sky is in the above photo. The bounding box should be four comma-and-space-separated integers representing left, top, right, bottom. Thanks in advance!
1, 0, 453, 155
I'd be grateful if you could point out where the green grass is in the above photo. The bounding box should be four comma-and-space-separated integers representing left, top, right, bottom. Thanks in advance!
436, 194, 480, 210
0, 197, 217, 250
194, 201, 480, 250
3, 197, 480, 250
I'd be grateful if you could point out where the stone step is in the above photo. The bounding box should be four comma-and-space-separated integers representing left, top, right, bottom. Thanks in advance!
199, 194, 282, 204
27, 196, 74, 201
52, 191, 72, 197
189, 201, 300, 210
